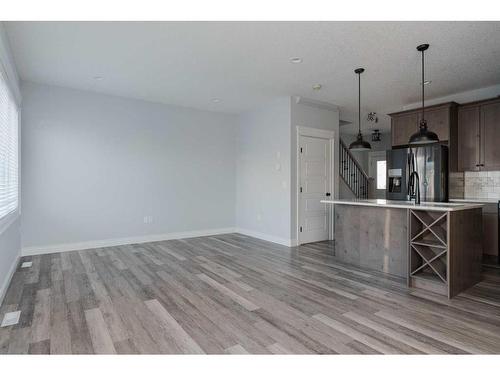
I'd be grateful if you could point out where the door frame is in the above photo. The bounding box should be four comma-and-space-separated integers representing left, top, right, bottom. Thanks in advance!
296, 126, 336, 245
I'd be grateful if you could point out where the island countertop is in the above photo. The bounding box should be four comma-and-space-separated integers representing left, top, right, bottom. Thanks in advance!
321, 198, 483, 212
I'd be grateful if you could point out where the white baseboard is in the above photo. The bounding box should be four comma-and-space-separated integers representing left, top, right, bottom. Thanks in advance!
21, 227, 236, 256
0, 254, 20, 307
235, 228, 296, 247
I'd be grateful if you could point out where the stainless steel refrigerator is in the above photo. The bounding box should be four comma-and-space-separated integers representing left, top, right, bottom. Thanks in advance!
386, 144, 448, 202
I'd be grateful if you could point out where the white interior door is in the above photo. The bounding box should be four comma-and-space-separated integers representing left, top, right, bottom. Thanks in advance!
299, 135, 330, 244
368, 151, 387, 199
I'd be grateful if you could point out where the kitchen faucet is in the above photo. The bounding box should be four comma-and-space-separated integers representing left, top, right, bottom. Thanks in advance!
408, 171, 420, 205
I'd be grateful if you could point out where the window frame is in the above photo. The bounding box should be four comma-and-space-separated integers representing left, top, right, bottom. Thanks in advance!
0, 63, 20, 236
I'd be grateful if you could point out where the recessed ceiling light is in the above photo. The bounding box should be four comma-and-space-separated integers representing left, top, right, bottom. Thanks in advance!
93, 76, 104, 81
289, 57, 303, 64
211, 98, 221, 103
312, 84, 322, 91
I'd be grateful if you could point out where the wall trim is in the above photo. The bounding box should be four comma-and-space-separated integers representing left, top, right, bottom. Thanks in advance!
21, 226, 300, 256
0, 254, 19, 307
21, 227, 237, 256
235, 227, 296, 247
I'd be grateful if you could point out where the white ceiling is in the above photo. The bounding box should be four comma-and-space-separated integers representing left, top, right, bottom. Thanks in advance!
5, 21, 500, 133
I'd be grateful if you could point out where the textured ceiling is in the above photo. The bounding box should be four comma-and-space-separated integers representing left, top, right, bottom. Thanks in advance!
5, 21, 500, 132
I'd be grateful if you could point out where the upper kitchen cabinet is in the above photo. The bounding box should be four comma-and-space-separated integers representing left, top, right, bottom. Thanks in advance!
454, 97, 500, 172
457, 105, 481, 171
390, 112, 418, 146
481, 99, 500, 171
389, 102, 458, 148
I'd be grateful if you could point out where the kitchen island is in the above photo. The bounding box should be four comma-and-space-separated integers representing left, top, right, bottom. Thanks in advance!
321, 199, 483, 298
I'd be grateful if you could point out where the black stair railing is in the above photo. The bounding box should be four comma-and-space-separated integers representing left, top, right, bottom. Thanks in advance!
339, 138, 369, 199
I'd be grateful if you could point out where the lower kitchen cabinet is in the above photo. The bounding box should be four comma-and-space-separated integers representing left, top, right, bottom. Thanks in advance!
482, 205, 499, 263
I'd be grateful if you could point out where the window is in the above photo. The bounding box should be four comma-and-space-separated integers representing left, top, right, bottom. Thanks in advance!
376, 160, 386, 190
0, 70, 19, 221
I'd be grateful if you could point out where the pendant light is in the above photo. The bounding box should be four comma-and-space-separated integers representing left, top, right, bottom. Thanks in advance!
349, 68, 371, 151
408, 44, 439, 145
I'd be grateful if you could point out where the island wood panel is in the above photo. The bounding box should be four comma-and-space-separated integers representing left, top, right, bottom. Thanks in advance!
448, 208, 483, 298
334, 205, 408, 278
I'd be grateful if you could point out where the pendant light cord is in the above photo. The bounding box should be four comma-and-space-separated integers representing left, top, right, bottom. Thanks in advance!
358, 70, 361, 135
421, 49, 424, 127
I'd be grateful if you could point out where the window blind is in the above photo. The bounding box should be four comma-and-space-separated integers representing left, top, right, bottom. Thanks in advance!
0, 69, 19, 220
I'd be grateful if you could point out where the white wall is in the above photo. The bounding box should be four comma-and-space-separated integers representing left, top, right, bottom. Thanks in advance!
290, 99, 340, 242
235, 97, 292, 245
0, 23, 21, 304
21, 82, 238, 253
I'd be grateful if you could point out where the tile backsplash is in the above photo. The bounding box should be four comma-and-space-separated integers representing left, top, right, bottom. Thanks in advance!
449, 172, 465, 198
463, 171, 500, 199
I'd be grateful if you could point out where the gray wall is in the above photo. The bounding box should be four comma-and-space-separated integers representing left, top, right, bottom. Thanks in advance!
21, 82, 238, 250
235, 97, 292, 244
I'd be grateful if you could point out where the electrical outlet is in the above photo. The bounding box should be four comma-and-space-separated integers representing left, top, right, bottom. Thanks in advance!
257, 213, 262, 221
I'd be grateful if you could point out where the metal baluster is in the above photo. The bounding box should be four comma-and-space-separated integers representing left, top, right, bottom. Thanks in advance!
356, 168, 359, 198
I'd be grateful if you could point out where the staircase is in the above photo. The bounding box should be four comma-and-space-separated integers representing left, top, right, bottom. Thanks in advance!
339, 138, 370, 199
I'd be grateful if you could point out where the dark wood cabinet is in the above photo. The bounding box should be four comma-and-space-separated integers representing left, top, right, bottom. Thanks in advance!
389, 102, 457, 148
454, 98, 500, 172
481, 101, 500, 171
389, 98, 500, 172
457, 105, 480, 171
391, 112, 418, 146
417, 106, 451, 142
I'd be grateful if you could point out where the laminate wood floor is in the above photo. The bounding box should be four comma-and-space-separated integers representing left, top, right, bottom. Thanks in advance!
1, 233, 500, 354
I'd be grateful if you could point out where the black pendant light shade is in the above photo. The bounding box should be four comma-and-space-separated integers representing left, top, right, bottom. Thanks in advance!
409, 44, 439, 145
349, 68, 371, 151
349, 131, 372, 151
